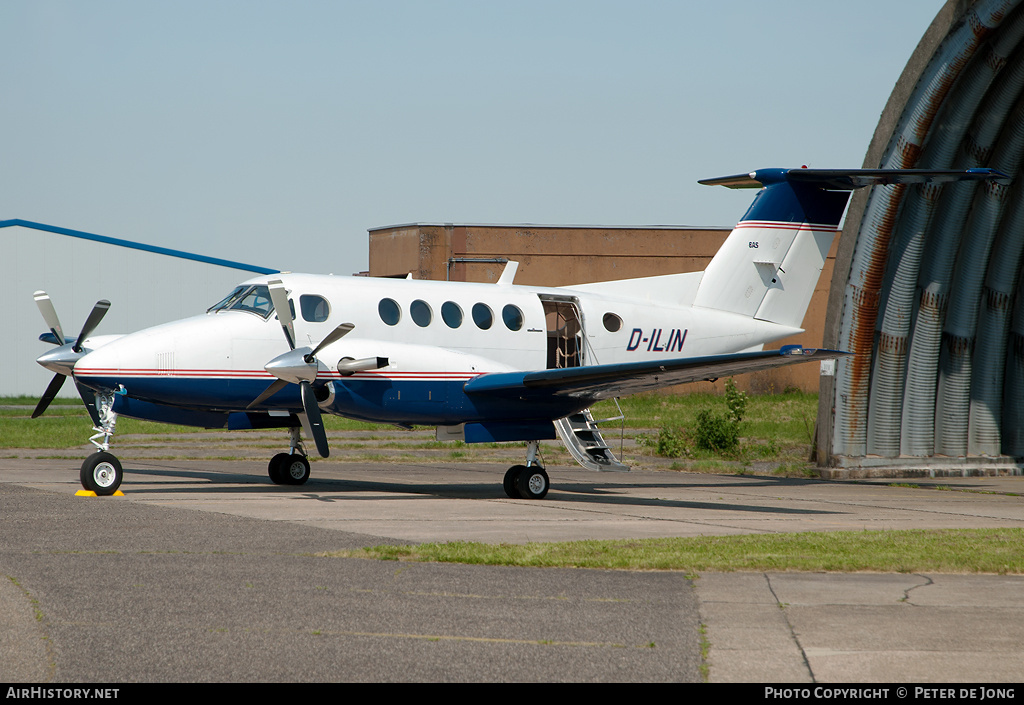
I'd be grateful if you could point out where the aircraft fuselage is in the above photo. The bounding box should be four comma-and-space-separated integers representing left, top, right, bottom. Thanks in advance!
71, 271, 801, 428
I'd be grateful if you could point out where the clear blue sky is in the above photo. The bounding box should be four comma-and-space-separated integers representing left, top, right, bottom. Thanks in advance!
1, 0, 945, 274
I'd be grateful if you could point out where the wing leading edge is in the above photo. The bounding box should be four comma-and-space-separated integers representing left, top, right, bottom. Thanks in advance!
463, 346, 850, 402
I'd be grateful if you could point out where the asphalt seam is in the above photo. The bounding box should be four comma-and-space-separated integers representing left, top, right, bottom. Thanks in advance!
764, 572, 816, 683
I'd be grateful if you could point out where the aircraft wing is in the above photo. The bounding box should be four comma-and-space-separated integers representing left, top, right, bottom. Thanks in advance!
463, 346, 850, 402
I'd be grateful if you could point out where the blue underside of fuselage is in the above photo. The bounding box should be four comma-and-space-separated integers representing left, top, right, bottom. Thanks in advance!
82, 376, 587, 430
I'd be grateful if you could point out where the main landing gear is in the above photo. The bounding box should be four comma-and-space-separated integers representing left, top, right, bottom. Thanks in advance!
268, 427, 311, 485
503, 441, 549, 500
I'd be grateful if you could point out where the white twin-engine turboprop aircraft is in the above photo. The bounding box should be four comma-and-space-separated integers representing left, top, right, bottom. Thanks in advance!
32, 167, 1008, 497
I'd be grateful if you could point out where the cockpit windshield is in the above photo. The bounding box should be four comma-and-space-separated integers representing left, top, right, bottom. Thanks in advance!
208, 286, 246, 313
208, 285, 275, 319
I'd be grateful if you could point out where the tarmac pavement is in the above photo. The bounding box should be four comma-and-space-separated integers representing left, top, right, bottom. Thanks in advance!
1, 457, 1022, 683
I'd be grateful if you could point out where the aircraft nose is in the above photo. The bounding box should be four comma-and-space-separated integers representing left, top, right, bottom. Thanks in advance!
36, 343, 83, 377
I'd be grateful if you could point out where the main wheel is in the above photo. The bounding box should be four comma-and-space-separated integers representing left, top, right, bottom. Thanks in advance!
280, 454, 311, 485
515, 465, 549, 500
80, 452, 123, 495
268, 453, 291, 484
504, 465, 526, 498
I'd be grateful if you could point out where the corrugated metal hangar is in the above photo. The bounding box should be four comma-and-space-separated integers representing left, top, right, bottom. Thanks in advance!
4, 220, 276, 398
819, 0, 1024, 475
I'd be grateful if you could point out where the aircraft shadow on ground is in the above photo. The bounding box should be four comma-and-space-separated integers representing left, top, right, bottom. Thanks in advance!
116, 465, 842, 516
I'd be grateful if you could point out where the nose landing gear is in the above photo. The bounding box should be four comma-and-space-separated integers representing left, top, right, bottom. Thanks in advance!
79, 391, 123, 496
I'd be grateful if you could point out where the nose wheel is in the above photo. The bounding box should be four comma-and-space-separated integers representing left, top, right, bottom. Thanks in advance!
80, 452, 123, 496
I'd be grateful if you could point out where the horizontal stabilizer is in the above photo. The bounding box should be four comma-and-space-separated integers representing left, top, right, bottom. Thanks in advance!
465, 346, 851, 402
699, 168, 1010, 190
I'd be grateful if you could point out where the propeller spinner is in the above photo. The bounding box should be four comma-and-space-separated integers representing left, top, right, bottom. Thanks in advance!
247, 280, 354, 458
31, 291, 110, 418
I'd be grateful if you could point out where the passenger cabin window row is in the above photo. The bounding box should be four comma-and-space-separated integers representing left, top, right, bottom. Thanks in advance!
378, 298, 524, 332
209, 287, 623, 337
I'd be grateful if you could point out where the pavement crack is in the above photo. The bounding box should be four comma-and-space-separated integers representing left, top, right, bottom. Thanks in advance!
902, 573, 934, 605
764, 572, 816, 683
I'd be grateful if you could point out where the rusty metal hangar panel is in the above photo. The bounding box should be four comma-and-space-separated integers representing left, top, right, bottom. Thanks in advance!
819, 0, 1024, 475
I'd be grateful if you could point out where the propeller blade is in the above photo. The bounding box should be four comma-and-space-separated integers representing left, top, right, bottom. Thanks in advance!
300, 381, 330, 458
34, 291, 65, 345
248, 379, 290, 409
73, 300, 111, 353
32, 373, 67, 418
307, 323, 355, 361
268, 279, 295, 350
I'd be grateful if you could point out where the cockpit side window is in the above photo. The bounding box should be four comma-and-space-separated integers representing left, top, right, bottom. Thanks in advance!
300, 294, 330, 323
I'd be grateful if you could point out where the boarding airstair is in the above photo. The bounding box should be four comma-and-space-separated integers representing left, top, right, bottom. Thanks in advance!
554, 408, 629, 472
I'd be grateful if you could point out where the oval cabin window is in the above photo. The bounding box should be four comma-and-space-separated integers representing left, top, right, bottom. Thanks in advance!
472, 303, 493, 330
603, 312, 623, 332
441, 301, 463, 328
378, 298, 401, 326
502, 304, 524, 331
410, 299, 432, 327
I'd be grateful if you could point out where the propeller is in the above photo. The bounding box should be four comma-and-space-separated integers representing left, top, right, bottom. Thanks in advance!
31, 291, 111, 418
248, 279, 354, 458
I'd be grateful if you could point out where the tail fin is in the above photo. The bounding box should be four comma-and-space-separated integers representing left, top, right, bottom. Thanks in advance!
692, 168, 1008, 329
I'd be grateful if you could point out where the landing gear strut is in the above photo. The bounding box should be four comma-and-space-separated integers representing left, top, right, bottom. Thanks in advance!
503, 441, 549, 499
79, 391, 123, 495
268, 427, 311, 485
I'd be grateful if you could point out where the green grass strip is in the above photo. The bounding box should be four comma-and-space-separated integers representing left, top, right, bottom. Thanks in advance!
324, 528, 1024, 574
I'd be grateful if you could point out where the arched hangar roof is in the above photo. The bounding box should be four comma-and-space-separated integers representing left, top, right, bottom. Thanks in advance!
819, 0, 1024, 471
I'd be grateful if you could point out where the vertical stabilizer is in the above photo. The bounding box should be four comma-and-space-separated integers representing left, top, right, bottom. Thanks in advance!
692, 170, 847, 328
692, 168, 1008, 328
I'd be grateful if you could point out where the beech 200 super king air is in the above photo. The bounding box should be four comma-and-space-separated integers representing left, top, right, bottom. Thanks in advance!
31, 167, 1008, 497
